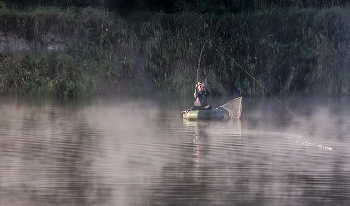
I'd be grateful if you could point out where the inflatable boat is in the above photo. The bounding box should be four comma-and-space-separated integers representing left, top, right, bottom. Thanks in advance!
182, 97, 242, 120
182, 105, 225, 120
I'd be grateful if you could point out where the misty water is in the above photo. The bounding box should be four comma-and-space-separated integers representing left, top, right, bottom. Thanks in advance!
0, 94, 349, 205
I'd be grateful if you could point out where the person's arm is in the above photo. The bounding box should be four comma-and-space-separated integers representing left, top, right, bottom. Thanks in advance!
194, 86, 198, 98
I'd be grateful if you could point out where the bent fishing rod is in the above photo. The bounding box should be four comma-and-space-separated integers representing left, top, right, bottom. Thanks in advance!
197, 40, 210, 83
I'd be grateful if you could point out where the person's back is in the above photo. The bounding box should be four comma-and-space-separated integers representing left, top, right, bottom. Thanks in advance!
193, 82, 210, 107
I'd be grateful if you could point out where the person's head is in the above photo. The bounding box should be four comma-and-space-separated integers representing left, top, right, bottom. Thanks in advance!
197, 82, 204, 90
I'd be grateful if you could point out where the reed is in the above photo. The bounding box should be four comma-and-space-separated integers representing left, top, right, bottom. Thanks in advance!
0, 51, 96, 96
140, 8, 350, 95
2, 4, 350, 97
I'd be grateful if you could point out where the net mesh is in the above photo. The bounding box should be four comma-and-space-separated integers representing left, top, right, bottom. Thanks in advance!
221, 97, 242, 119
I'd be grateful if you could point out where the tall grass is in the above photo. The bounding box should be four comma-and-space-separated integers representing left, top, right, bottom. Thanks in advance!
1, 5, 350, 96
0, 6, 139, 96
139, 8, 350, 95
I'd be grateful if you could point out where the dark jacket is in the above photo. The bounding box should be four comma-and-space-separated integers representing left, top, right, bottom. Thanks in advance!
194, 86, 210, 106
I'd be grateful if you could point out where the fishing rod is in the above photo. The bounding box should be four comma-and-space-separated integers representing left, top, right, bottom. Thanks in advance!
197, 40, 210, 83
208, 39, 332, 149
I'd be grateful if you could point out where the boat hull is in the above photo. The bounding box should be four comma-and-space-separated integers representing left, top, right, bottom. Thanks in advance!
182, 109, 224, 120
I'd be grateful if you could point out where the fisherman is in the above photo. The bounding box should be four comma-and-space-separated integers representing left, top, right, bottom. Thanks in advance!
193, 82, 211, 109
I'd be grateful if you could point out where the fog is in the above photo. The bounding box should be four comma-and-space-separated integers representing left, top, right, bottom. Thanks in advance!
0, 95, 349, 205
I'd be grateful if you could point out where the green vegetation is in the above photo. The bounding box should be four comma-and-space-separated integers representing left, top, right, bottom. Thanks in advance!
0, 7, 138, 96
1, 2, 350, 97
2, 0, 348, 14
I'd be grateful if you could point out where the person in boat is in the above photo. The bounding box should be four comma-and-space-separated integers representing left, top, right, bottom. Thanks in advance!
193, 82, 211, 110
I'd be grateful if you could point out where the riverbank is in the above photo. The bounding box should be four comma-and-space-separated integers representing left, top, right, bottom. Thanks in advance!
1, 5, 350, 97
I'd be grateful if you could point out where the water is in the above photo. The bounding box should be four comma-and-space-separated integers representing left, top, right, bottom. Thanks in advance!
0, 95, 349, 205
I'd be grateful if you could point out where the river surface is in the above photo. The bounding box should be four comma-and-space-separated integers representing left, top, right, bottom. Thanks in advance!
0, 95, 349, 205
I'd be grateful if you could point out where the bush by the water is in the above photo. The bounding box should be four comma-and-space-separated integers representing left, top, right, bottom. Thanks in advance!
1, 3, 350, 96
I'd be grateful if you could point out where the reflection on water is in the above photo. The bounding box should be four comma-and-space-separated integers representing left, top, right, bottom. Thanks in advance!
183, 119, 242, 183
0, 98, 109, 205
0, 96, 350, 205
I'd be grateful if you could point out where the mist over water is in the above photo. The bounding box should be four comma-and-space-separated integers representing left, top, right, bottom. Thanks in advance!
0, 95, 349, 205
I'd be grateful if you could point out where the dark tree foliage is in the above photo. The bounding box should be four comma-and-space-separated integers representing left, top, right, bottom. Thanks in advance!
3, 0, 350, 13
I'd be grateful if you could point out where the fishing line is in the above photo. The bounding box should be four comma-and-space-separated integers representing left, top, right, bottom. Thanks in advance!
207, 39, 331, 147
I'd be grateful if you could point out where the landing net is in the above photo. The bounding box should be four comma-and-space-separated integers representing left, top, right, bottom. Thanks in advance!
221, 97, 242, 119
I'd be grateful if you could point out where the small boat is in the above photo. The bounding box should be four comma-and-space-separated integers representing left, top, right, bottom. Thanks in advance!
182, 97, 242, 120
182, 108, 225, 120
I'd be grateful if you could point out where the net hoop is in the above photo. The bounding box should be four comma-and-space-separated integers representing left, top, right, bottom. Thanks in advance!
221, 97, 242, 119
